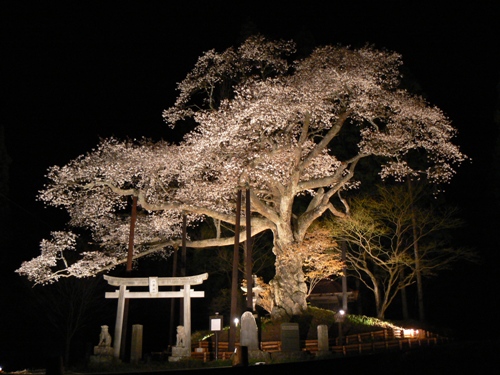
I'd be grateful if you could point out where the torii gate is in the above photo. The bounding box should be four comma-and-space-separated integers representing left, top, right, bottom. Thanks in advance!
104, 272, 208, 359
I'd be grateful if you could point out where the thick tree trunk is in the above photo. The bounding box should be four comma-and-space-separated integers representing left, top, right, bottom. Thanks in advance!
269, 237, 308, 320
373, 282, 385, 320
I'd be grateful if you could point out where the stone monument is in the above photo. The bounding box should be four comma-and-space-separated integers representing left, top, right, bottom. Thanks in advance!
239, 311, 270, 363
317, 324, 330, 357
240, 311, 259, 350
280, 322, 300, 352
130, 324, 143, 364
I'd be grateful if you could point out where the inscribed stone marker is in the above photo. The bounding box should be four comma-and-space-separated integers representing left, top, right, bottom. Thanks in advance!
240, 311, 259, 350
280, 322, 300, 352
130, 324, 143, 363
317, 324, 329, 353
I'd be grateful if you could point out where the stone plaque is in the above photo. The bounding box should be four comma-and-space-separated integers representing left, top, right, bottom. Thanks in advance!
280, 322, 300, 352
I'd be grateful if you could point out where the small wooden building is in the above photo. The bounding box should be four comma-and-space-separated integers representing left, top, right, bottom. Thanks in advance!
307, 279, 358, 311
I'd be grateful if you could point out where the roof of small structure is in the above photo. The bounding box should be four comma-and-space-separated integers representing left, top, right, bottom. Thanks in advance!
311, 279, 345, 294
308, 279, 358, 302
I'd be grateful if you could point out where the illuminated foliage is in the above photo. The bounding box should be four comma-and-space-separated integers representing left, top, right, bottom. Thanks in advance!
242, 276, 273, 314
18, 36, 466, 319
287, 223, 343, 297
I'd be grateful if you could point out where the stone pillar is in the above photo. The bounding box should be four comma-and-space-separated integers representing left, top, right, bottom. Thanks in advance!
317, 324, 330, 356
130, 324, 143, 364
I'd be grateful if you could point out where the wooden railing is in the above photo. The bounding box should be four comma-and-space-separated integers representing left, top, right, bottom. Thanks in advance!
191, 340, 234, 361
260, 340, 281, 352
331, 336, 447, 356
337, 329, 394, 345
189, 329, 450, 362
330, 329, 450, 356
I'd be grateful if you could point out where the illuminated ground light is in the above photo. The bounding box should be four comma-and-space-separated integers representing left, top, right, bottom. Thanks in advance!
402, 328, 420, 338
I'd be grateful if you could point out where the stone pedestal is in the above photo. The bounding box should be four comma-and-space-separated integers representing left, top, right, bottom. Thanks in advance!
89, 355, 115, 364
168, 346, 190, 362
89, 346, 114, 364
94, 346, 114, 356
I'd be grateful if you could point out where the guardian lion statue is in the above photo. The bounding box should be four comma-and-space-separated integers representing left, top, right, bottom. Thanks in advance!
98, 325, 112, 347
176, 325, 186, 347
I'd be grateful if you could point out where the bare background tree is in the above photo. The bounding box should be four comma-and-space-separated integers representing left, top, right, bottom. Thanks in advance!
329, 184, 477, 319
28, 277, 111, 366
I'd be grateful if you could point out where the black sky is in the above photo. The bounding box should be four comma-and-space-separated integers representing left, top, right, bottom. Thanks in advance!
4, 3, 499, 169
1, 0, 500, 367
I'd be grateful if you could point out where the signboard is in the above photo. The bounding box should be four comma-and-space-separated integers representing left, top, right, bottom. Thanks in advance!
210, 313, 223, 332
149, 277, 158, 295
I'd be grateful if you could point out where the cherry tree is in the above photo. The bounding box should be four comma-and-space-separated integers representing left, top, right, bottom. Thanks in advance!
17, 35, 467, 320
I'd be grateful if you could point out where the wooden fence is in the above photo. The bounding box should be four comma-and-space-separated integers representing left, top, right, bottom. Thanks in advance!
188, 329, 450, 362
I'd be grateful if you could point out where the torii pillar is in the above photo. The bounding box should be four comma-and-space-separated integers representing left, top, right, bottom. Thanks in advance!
104, 273, 208, 359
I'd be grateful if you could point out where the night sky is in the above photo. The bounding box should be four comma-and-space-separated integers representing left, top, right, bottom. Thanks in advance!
2, 1, 500, 369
